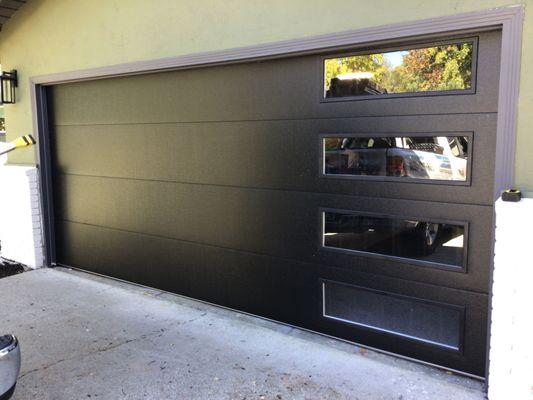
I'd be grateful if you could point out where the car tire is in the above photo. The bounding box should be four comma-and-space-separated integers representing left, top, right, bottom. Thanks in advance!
413, 222, 439, 255
424, 222, 440, 247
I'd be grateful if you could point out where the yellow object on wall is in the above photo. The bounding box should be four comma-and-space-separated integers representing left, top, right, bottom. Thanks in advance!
0, 0, 531, 191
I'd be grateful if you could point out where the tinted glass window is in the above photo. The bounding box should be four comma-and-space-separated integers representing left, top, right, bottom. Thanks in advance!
323, 281, 462, 350
323, 212, 465, 268
323, 136, 469, 181
324, 41, 473, 98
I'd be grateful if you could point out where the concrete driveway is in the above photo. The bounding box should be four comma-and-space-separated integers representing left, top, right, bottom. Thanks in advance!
1, 268, 485, 400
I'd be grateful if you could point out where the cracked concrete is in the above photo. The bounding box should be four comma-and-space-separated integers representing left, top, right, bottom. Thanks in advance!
1, 268, 486, 399
18, 337, 138, 380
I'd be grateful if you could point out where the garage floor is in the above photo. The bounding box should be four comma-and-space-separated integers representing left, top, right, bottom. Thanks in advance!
1, 268, 485, 400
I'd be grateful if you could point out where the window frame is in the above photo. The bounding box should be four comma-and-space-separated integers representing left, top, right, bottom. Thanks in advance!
319, 208, 469, 272
320, 279, 466, 353
319, 131, 474, 186
319, 35, 479, 102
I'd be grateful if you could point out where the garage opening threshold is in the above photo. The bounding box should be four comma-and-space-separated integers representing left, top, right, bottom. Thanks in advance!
2, 267, 486, 399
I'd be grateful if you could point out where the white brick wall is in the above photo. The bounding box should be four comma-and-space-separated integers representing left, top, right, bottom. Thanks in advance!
0, 162, 44, 268
489, 198, 533, 400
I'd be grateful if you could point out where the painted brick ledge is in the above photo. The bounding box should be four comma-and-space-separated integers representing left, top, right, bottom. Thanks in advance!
489, 198, 533, 400
0, 164, 44, 268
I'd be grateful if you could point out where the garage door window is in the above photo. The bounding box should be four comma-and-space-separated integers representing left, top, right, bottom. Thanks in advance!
323, 211, 466, 269
322, 135, 470, 182
323, 39, 476, 99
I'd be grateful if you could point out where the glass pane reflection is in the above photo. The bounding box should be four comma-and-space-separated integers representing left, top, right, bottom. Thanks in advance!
324, 41, 473, 98
324, 136, 468, 181
324, 212, 465, 267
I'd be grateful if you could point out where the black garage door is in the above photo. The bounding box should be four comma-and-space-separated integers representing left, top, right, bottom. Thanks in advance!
47, 30, 501, 376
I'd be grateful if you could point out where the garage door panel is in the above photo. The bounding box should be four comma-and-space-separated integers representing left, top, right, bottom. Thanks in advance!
316, 114, 496, 205
49, 32, 499, 127
56, 220, 313, 321
53, 114, 497, 205
52, 120, 314, 192
57, 219, 487, 375
49, 56, 318, 126
318, 29, 500, 119
54, 173, 492, 292
317, 280, 488, 377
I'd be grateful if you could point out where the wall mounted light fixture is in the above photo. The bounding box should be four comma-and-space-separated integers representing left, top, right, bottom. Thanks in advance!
0, 70, 18, 104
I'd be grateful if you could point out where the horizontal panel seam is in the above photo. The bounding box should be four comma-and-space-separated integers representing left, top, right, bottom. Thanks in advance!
56, 172, 496, 208
57, 218, 490, 297
51, 111, 498, 127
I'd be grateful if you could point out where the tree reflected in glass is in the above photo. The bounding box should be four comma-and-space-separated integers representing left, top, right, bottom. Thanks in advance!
324, 42, 473, 97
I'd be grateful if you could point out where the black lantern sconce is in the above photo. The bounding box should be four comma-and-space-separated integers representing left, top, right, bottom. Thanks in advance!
0, 70, 18, 104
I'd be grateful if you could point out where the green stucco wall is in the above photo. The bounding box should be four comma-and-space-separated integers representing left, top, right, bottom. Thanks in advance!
0, 0, 531, 192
